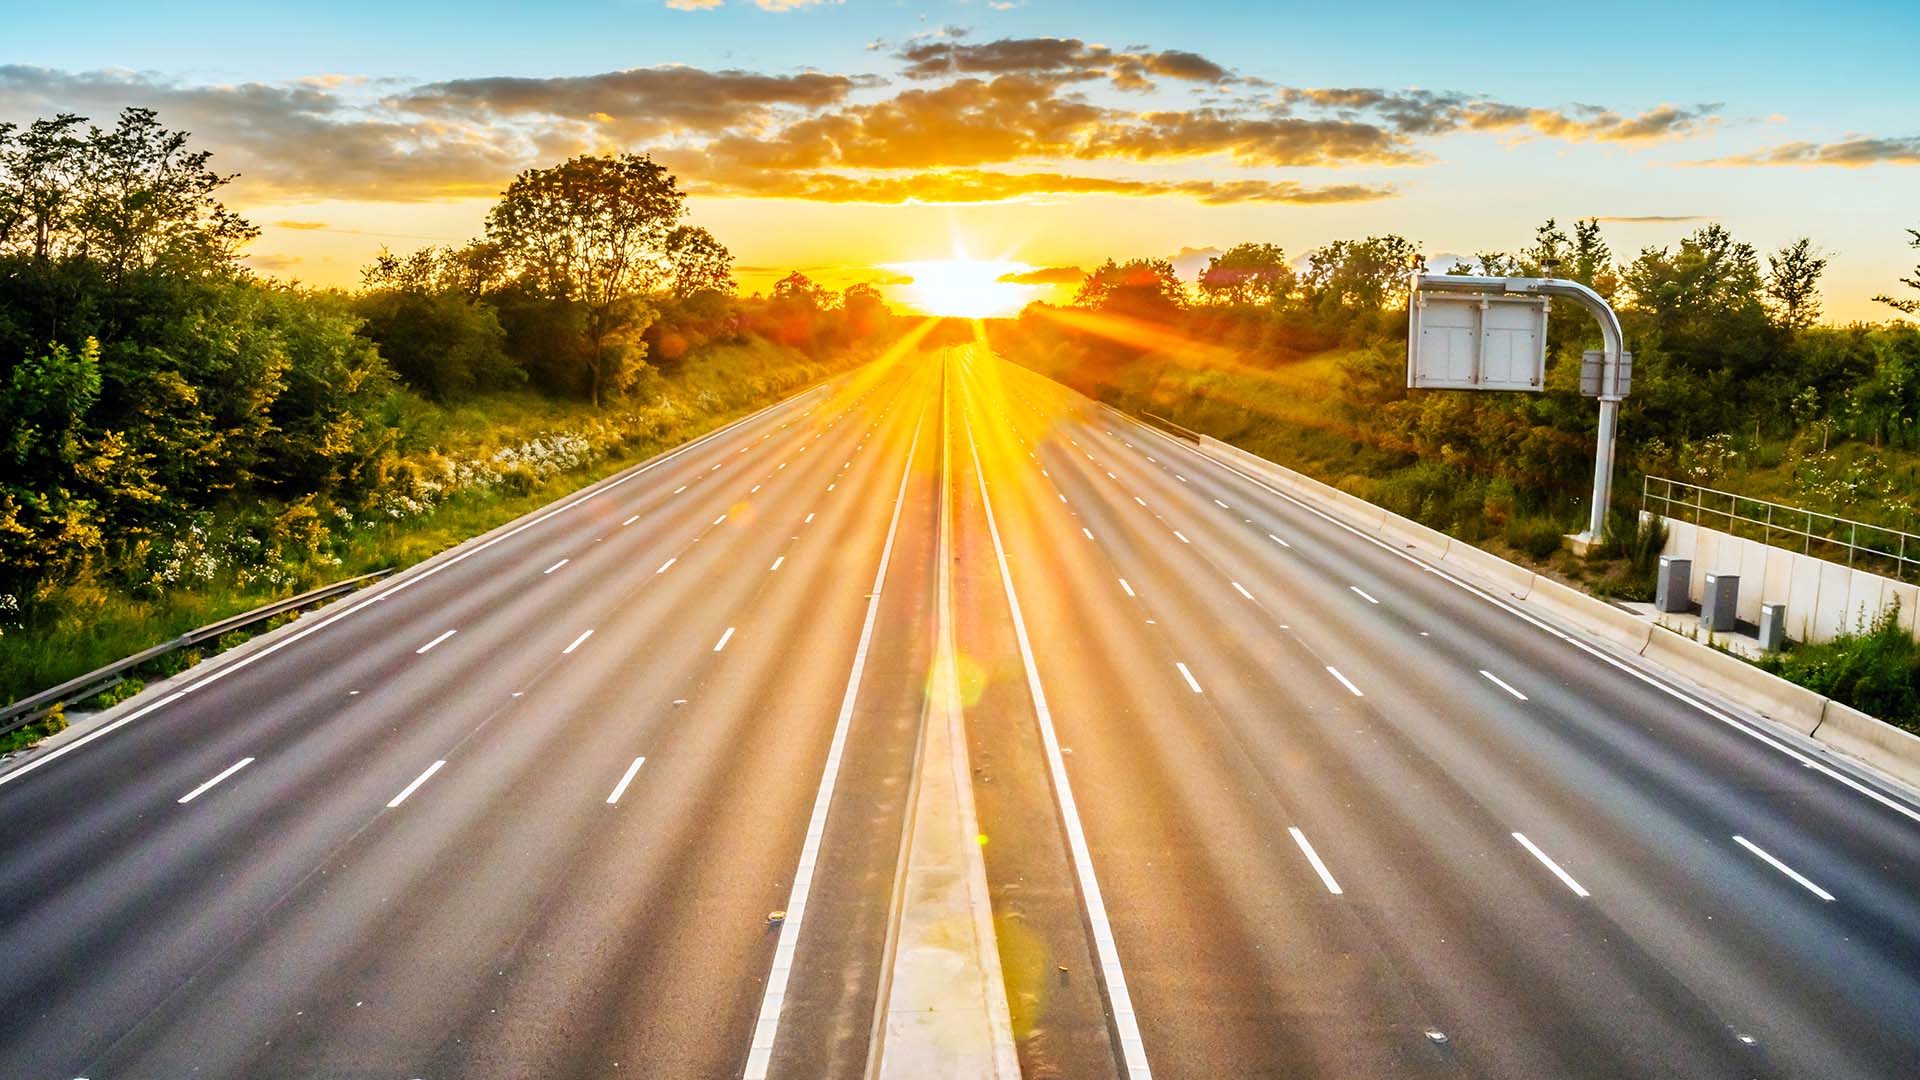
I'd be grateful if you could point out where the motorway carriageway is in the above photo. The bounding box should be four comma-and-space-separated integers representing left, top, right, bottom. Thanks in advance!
0, 343, 1916, 1079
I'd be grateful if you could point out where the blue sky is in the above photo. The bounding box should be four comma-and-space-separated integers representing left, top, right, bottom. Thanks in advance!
4, 0, 1915, 315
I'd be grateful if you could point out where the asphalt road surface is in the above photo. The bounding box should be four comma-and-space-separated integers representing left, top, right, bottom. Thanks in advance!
2, 343, 1916, 1079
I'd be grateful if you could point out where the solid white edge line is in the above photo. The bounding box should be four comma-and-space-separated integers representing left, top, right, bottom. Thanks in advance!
1287, 826, 1343, 895
0, 381, 834, 792
1350, 585, 1379, 605
1513, 831, 1590, 897
1733, 834, 1835, 901
387, 759, 446, 808
606, 756, 646, 805
960, 374, 1153, 1080
714, 626, 736, 652
1114, 409, 1920, 828
563, 629, 593, 654
1481, 670, 1530, 701
1326, 666, 1364, 697
1176, 662, 1203, 694
415, 629, 456, 655
177, 757, 254, 804
743, 410, 925, 1080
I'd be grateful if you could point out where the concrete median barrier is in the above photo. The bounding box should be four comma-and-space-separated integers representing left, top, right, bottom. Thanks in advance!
1525, 576, 1655, 655
1812, 702, 1920, 790
1641, 626, 1826, 734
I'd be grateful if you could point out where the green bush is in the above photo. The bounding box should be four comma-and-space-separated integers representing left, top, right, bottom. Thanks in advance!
1758, 604, 1920, 729
1503, 516, 1566, 559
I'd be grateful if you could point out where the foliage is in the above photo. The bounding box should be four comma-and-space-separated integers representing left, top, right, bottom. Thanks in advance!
1074, 258, 1187, 319
1197, 243, 1294, 307
0, 110, 908, 703
1757, 605, 1920, 729
1873, 228, 1920, 316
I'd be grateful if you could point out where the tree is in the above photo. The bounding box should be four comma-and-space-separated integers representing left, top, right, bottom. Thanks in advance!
0, 109, 255, 279
1299, 235, 1420, 313
1197, 243, 1294, 307
484, 153, 685, 405
1766, 237, 1827, 330
666, 225, 734, 298
1073, 258, 1186, 319
1874, 228, 1920, 316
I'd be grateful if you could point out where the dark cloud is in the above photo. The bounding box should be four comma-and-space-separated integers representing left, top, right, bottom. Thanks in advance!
394, 66, 861, 140
1688, 135, 1920, 167
1278, 86, 1719, 143
1082, 109, 1423, 167
896, 36, 1233, 91
999, 265, 1085, 284
0, 65, 529, 201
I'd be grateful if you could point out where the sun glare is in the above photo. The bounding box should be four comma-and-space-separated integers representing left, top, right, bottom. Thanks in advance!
885, 258, 1042, 319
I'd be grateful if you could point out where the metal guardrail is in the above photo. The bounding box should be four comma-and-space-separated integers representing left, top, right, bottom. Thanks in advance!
1642, 475, 1919, 582
0, 569, 394, 738
1140, 411, 1202, 443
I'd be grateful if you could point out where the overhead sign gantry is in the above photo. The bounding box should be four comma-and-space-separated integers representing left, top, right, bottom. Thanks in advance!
1407, 269, 1632, 545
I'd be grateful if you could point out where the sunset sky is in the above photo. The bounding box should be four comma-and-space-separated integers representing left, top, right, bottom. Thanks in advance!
6, 0, 1916, 318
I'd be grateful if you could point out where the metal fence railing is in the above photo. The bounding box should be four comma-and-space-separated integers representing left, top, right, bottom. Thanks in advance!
0, 568, 393, 740
1642, 475, 1919, 582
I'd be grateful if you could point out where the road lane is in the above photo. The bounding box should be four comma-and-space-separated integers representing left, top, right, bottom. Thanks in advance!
0, 355, 943, 1078
962, 346, 1920, 1079
2, 339, 1918, 1080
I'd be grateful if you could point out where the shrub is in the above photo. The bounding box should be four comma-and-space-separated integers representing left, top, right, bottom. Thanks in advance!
1504, 516, 1566, 559
1758, 603, 1920, 729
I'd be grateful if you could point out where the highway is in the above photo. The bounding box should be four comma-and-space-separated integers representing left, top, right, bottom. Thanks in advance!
2, 343, 1918, 1078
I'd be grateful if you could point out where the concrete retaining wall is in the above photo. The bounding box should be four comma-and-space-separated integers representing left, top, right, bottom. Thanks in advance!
1656, 515, 1919, 646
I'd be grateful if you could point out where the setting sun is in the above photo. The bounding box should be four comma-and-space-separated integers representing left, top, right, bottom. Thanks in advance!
885, 258, 1045, 319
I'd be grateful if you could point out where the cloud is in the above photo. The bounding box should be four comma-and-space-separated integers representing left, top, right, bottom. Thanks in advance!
272, 219, 330, 230
0, 65, 529, 201
242, 253, 302, 270
0, 53, 1741, 214
394, 66, 860, 141
896, 36, 1232, 91
681, 166, 1395, 205
665, 0, 723, 9
999, 265, 1084, 284
1277, 87, 1719, 144
1082, 109, 1423, 166
1686, 135, 1920, 167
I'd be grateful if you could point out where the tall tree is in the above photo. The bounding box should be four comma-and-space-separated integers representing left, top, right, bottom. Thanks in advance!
484, 153, 685, 405
1074, 258, 1186, 319
1765, 237, 1827, 330
1197, 243, 1294, 307
1873, 228, 1920, 316
666, 225, 734, 298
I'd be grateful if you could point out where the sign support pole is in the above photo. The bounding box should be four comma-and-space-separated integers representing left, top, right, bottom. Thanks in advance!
1408, 272, 1627, 545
